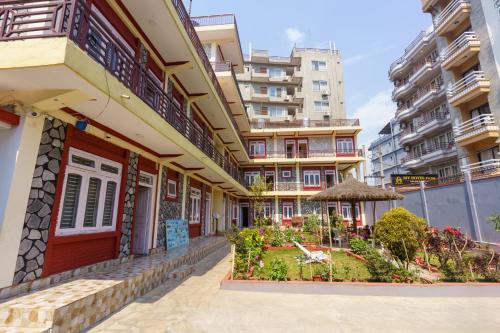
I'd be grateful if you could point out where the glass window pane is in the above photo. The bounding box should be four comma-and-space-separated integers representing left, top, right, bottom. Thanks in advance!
60, 173, 82, 229
102, 181, 117, 226
84, 177, 101, 227
72, 155, 95, 168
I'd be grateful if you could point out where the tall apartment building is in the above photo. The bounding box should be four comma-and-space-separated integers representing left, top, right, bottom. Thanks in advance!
368, 119, 406, 187
235, 47, 363, 227
0, 0, 363, 291
389, 27, 461, 177
238, 47, 345, 123
421, 0, 500, 172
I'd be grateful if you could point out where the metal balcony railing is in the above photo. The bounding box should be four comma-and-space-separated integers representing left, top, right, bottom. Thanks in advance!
191, 14, 236, 26
447, 71, 487, 99
389, 31, 426, 74
433, 0, 470, 29
440, 31, 479, 61
250, 118, 360, 129
461, 159, 500, 173
253, 149, 363, 159
402, 141, 455, 163
0, 0, 246, 186
401, 110, 450, 138
453, 114, 497, 137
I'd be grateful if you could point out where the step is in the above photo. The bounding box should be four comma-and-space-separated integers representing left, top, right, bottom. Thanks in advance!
0, 237, 227, 333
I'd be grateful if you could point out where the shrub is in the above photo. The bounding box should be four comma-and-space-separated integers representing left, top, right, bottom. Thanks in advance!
269, 228, 284, 247
226, 227, 265, 278
313, 264, 330, 281
349, 236, 369, 255
471, 249, 500, 282
267, 258, 288, 281
375, 208, 427, 269
364, 249, 395, 282
487, 214, 500, 232
303, 215, 320, 234
284, 228, 301, 243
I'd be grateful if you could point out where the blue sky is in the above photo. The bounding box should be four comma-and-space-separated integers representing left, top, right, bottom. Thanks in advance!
189, 0, 432, 150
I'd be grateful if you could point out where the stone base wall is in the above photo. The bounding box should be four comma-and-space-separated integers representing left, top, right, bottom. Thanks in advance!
13, 117, 67, 285
119, 152, 138, 257
157, 166, 184, 248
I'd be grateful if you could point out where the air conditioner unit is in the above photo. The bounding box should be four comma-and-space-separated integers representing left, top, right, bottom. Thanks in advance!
321, 90, 330, 96
283, 96, 290, 101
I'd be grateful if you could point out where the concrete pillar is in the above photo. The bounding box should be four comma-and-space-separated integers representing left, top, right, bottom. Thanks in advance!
181, 173, 188, 220
297, 196, 302, 216
0, 116, 45, 289
152, 165, 164, 248
274, 196, 279, 225
419, 181, 430, 225
464, 171, 483, 242
212, 188, 224, 232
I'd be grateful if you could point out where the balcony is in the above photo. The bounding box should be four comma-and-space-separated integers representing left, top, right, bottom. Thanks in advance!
392, 81, 415, 100
441, 32, 480, 70
399, 111, 451, 145
409, 58, 440, 85
414, 82, 445, 110
250, 148, 363, 162
461, 159, 500, 174
447, 71, 490, 107
401, 142, 456, 169
422, 0, 439, 12
388, 29, 435, 79
0, 0, 247, 187
453, 114, 499, 146
433, 0, 472, 36
250, 118, 360, 130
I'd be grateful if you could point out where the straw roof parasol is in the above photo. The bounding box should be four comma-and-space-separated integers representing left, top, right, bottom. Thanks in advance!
308, 176, 404, 202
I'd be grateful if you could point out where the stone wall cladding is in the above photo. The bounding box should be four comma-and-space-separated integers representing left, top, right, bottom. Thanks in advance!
13, 117, 67, 285
157, 166, 184, 248
302, 200, 321, 216
119, 152, 139, 257
277, 166, 296, 182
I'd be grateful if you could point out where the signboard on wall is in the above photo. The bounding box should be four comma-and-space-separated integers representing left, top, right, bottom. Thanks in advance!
165, 219, 189, 250
391, 174, 438, 186
481, 0, 500, 75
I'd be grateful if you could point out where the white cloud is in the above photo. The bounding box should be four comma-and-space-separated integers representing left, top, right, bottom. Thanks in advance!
285, 27, 305, 45
352, 88, 395, 152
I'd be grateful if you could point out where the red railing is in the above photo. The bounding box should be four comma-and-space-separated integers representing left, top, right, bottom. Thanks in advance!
0, 0, 245, 186
245, 181, 330, 192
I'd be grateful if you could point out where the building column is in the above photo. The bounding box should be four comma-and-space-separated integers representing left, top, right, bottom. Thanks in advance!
181, 173, 188, 220
0, 115, 45, 288
297, 196, 302, 216
274, 196, 279, 225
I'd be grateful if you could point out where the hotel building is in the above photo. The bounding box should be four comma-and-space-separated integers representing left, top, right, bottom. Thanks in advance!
0, 0, 363, 291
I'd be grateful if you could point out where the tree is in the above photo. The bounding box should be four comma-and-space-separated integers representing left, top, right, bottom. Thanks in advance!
375, 208, 427, 269
249, 176, 271, 227
487, 214, 500, 232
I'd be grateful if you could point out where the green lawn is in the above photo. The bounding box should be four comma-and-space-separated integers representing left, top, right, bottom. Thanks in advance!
259, 249, 370, 281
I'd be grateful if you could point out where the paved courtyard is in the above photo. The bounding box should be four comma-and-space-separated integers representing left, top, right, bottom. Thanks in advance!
88, 247, 500, 333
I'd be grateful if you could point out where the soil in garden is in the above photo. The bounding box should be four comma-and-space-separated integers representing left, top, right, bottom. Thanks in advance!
259, 249, 371, 281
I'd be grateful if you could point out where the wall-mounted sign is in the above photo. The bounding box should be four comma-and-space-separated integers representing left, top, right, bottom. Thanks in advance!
391, 174, 438, 186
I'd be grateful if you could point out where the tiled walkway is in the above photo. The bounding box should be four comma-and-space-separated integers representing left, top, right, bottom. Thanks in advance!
0, 237, 228, 333
88, 249, 500, 333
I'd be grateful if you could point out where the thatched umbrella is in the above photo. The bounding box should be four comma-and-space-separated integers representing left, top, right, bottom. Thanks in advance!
308, 176, 404, 280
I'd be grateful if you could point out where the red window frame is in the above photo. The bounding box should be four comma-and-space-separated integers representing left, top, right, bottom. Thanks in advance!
302, 169, 322, 190
282, 202, 294, 222
336, 137, 356, 157
248, 140, 267, 158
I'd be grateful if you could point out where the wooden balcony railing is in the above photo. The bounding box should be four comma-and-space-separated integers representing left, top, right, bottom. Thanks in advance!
0, 0, 245, 186
245, 182, 331, 192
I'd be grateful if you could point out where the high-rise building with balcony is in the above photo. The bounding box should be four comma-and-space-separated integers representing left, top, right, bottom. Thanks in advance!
235, 47, 363, 227
0, 0, 363, 293
368, 119, 407, 187
238, 47, 345, 123
389, 27, 460, 177
421, 0, 500, 173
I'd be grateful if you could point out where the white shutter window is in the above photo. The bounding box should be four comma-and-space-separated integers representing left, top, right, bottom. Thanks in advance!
83, 177, 101, 227
56, 148, 122, 236
60, 173, 82, 229
102, 181, 117, 226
